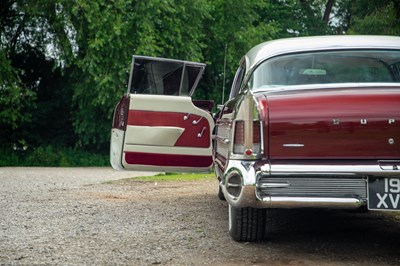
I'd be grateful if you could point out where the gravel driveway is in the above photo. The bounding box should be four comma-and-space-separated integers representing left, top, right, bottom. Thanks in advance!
1, 167, 400, 265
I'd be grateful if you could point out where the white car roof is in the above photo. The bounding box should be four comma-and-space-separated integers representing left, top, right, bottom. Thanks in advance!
245, 35, 400, 73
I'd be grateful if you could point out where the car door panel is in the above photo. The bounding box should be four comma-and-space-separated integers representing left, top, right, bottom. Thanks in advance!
111, 56, 213, 172
121, 94, 214, 172
127, 110, 210, 148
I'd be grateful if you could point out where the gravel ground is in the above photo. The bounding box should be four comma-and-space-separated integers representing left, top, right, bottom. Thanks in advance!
1, 167, 400, 265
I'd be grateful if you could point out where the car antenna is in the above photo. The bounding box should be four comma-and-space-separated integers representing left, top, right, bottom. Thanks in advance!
222, 44, 227, 105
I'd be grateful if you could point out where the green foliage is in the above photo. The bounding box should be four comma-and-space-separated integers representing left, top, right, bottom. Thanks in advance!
0, 146, 109, 167
0, 147, 21, 167
196, 0, 281, 103
1, 0, 398, 166
348, 1, 400, 35
0, 49, 36, 130
0, 49, 37, 152
61, 0, 135, 147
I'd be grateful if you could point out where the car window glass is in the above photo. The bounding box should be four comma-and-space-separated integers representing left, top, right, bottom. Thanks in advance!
130, 58, 183, 95
130, 57, 204, 96
229, 62, 246, 99
184, 65, 203, 94
250, 50, 400, 91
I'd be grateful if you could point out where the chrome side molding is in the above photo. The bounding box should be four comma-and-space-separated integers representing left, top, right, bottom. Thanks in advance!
261, 196, 365, 209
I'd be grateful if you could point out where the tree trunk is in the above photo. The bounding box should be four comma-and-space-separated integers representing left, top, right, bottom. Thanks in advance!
323, 0, 335, 24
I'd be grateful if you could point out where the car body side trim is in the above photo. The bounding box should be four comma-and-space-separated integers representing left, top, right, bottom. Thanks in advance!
264, 163, 400, 178
262, 196, 365, 209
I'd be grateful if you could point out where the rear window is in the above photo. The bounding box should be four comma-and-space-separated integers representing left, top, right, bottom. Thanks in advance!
250, 50, 400, 91
129, 57, 204, 96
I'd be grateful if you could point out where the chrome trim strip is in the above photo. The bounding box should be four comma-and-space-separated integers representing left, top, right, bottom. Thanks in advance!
283, 144, 304, 148
213, 135, 230, 144
253, 83, 400, 95
378, 160, 400, 171
268, 163, 400, 177
214, 158, 225, 169
264, 196, 365, 209
258, 182, 290, 188
216, 119, 232, 126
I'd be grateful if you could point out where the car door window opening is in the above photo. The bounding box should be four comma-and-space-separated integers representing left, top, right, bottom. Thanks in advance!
129, 56, 205, 96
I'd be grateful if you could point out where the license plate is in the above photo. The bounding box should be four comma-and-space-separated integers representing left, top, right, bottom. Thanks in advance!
368, 177, 400, 211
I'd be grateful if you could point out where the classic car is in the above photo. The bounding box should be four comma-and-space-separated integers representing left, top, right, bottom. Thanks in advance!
110, 35, 400, 242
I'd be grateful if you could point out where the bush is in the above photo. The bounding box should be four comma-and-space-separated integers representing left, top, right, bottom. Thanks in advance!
0, 146, 109, 167
0, 149, 21, 166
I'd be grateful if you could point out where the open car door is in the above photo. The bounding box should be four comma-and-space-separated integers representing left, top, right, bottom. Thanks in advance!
110, 56, 214, 172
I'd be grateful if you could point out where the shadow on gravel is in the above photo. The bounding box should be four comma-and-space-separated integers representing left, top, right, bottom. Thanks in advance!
260, 209, 400, 264
164, 190, 400, 265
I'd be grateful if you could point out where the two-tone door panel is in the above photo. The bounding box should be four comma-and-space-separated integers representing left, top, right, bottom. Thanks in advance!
122, 94, 213, 172
110, 56, 214, 172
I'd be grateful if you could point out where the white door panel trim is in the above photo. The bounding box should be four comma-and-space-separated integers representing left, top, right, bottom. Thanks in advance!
129, 95, 213, 124
125, 126, 184, 146
110, 129, 125, 170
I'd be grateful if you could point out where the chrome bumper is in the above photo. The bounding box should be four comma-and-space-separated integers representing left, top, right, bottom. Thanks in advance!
221, 159, 400, 209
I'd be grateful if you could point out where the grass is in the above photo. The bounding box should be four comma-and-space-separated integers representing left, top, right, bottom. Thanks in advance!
133, 172, 215, 182
104, 172, 215, 184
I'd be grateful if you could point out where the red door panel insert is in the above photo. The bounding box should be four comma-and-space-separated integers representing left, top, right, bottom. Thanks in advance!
127, 110, 210, 148
125, 152, 213, 167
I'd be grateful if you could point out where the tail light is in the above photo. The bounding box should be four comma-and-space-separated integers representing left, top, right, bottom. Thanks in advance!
232, 96, 267, 157
252, 121, 261, 154
233, 121, 245, 154
233, 120, 262, 156
112, 95, 130, 131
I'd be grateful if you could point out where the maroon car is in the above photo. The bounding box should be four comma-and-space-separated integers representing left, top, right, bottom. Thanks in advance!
111, 35, 400, 242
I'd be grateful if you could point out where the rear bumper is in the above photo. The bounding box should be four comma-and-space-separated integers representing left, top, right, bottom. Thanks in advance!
221, 159, 400, 209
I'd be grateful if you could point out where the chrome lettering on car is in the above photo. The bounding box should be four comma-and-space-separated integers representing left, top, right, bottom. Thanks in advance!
388, 138, 395, 145
283, 144, 305, 148
333, 118, 397, 125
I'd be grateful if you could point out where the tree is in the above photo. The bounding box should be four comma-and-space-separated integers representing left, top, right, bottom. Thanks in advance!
0, 1, 38, 149
3, 0, 392, 159
1, 0, 214, 149
197, 0, 283, 104
0, 49, 36, 149
196, 0, 340, 104
323, 0, 335, 24
63, 0, 212, 148
346, 0, 400, 35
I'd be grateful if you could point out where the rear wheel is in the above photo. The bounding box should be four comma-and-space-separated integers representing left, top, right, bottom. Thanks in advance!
228, 205, 266, 242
